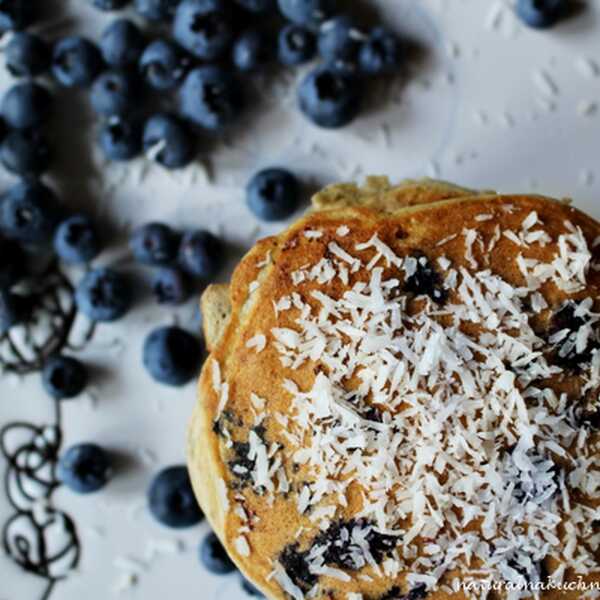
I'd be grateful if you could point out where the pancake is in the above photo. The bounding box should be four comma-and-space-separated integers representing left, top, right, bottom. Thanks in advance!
188, 178, 600, 600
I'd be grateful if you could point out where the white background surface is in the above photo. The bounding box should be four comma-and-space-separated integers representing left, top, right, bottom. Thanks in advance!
2, 0, 600, 599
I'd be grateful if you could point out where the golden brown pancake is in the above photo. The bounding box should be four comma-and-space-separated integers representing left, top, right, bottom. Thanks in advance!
188, 178, 600, 600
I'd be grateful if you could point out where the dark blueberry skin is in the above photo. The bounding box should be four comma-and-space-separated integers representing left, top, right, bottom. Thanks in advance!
178, 230, 222, 279
140, 39, 190, 92
404, 255, 447, 304
235, 0, 274, 12
152, 268, 190, 305
240, 576, 264, 597
180, 66, 244, 131
318, 15, 361, 62
75, 268, 132, 322
0, 289, 25, 333
5, 32, 51, 78
52, 37, 104, 88
0, 0, 36, 32
0, 129, 51, 177
233, 29, 273, 72
54, 214, 101, 264
0, 181, 61, 245
58, 444, 111, 494
173, 0, 233, 61
277, 0, 335, 30
359, 27, 401, 76
298, 64, 361, 128
130, 222, 180, 266
99, 117, 142, 161
143, 326, 202, 386
90, 70, 140, 117
199, 532, 236, 575
0, 239, 24, 289
516, 0, 567, 28
42, 355, 88, 400
101, 19, 145, 68
278, 24, 316, 66
246, 168, 299, 222
135, 0, 180, 21
91, 0, 129, 10
148, 465, 203, 528
1, 83, 52, 130
143, 113, 194, 169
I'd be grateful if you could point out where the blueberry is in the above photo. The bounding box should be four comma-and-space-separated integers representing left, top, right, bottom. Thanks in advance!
1, 83, 52, 130
5, 32, 51, 78
58, 444, 111, 494
233, 29, 273, 72
173, 0, 233, 61
135, 0, 180, 21
130, 222, 179, 265
52, 37, 104, 88
90, 70, 140, 117
0, 181, 61, 244
42, 355, 88, 400
148, 465, 203, 528
298, 64, 360, 128
199, 532, 236, 575
0, 289, 25, 333
143, 113, 194, 169
152, 268, 190, 305
0, 238, 24, 288
143, 325, 202, 386
278, 24, 315, 66
99, 116, 142, 161
277, 0, 335, 30
235, 0, 274, 12
178, 230, 222, 279
101, 19, 145, 68
246, 168, 299, 221
54, 214, 101, 264
516, 0, 567, 28
359, 27, 401, 75
318, 16, 361, 62
75, 268, 132, 322
140, 39, 190, 91
180, 66, 243, 131
91, 0, 129, 10
0, 129, 51, 177
0, 0, 36, 32
240, 576, 264, 597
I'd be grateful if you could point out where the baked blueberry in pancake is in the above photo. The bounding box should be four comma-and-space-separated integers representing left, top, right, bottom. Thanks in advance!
188, 178, 600, 599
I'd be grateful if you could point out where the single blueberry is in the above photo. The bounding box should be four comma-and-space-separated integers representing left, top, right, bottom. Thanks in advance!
58, 443, 111, 494
0, 181, 61, 244
199, 532, 236, 575
235, 0, 274, 11
101, 19, 145, 68
130, 222, 180, 266
172, 0, 233, 61
0, 289, 25, 333
75, 268, 132, 322
298, 64, 360, 128
90, 70, 140, 117
246, 168, 299, 221
140, 39, 190, 91
277, 0, 335, 30
52, 37, 104, 88
516, 0, 567, 28
180, 66, 244, 131
178, 230, 222, 279
0, 238, 24, 289
240, 576, 264, 597
5, 32, 51, 78
1, 82, 53, 130
143, 113, 194, 169
148, 465, 203, 528
318, 15, 361, 62
42, 355, 88, 400
152, 268, 190, 305
135, 0, 180, 21
54, 214, 101, 264
0, 0, 36, 32
359, 26, 401, 76
233, 29, 273, 72
99, 117, 142, 161
143, 326, 202, 386
91, 0, 129, 10
278, 24, 315, 66
0, 129, 51, 177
